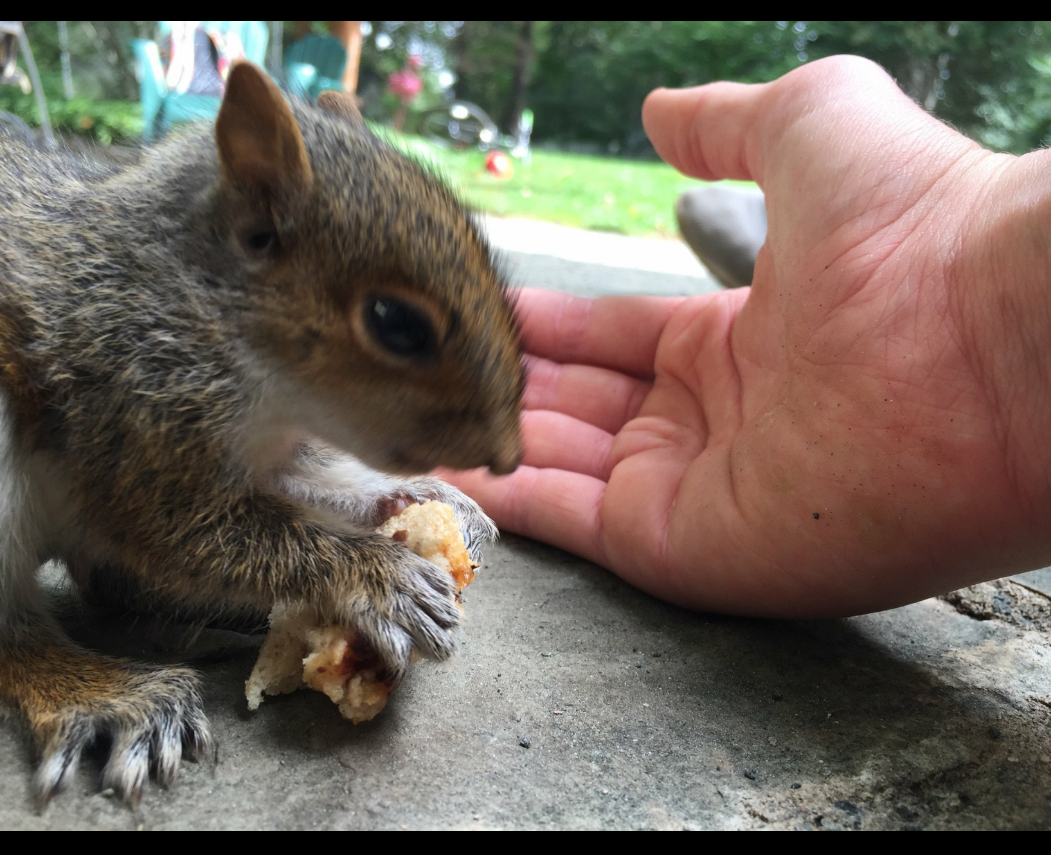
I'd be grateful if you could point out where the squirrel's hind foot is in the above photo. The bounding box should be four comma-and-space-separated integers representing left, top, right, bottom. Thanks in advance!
33, 663, 211, 809
1, 630, 211, 809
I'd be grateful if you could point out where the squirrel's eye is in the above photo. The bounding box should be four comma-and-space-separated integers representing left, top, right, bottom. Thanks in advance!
246, 231, 276, 252
365, 297, 438, 361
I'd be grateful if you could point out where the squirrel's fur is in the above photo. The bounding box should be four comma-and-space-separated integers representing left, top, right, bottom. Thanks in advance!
0, 63, 522, 807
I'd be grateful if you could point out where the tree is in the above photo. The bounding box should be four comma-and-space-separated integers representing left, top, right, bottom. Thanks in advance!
527, 22, 797, 155
516, 22, 1051, 156
6, 22, 1051, 155
501, 22, 535, 133
806, 21, 1051, 153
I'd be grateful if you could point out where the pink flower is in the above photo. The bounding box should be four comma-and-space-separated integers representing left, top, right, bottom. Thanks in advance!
388, 67, 423, 104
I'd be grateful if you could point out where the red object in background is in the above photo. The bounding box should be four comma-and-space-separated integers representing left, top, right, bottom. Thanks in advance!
486, 151, 513, 179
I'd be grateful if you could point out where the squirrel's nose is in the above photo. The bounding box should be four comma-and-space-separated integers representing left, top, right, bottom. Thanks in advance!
488, 445, 521, 476
485, 415, 522, 475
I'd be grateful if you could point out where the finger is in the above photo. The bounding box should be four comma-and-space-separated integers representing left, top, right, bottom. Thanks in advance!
150, 714, 183, 787
516, 288, 686, 378
359, 611, 415, 678
394, 594, 455, 663
181, 706, 212, 762
643, 81, 768, 183
642, 56, 936, 186
102, 728, 151, 808
33, 714, 93, 807
523, 354, 651, 434
521, 410, 614, 481
403, 556, 460, 628
444, 466, 607, 568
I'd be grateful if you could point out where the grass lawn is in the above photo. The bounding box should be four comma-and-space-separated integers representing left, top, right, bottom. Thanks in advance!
381, 131, 752, 238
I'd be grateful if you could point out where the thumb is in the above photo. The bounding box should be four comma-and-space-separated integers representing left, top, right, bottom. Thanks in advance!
642, 56, 942, 187
643, 81, 769, 184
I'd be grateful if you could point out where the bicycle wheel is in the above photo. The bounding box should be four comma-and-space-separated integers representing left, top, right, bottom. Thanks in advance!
0, 110, 34, 143
420, 102, 498, 150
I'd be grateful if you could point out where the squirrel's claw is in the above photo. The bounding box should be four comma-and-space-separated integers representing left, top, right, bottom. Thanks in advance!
102, 729, 151, 808
344, 544, 462, 681
393, 554, 463, 658
32, 665, 211, 810
32, 711, 93, 808
384, 478, 500, 563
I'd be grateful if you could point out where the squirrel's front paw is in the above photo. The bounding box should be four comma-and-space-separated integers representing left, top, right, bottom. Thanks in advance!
338, 538, 462, 682
377, 477, 499, 562
30, 663, 210, 807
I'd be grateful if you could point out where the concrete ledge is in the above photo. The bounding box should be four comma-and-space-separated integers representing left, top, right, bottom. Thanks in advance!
3, 225, 1050, 829
4, 538, 1051, 829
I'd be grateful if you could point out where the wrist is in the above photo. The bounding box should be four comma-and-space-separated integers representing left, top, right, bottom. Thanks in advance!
950, 147, 1051, 550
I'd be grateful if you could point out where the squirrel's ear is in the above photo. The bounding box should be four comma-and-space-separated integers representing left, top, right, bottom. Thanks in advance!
216, 61, 313, 197
317, 91, 365, 128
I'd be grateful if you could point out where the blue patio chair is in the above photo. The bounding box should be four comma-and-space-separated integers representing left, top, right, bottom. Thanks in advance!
134, 21, 268, 142
284, 34, 346, 100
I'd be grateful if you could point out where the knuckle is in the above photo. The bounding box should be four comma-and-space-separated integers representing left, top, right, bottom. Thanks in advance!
789, 54, 897, 98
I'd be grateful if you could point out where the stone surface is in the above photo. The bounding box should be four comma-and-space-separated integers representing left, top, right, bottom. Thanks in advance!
3, 219, 1050, 830
675, 185, 767, 288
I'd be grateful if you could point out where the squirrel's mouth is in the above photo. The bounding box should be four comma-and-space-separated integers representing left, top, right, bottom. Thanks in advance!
385, 447, 435, 475
385, 426, 514, 475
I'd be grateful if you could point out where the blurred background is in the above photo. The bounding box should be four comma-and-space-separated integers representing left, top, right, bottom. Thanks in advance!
3, 21, 1051, 239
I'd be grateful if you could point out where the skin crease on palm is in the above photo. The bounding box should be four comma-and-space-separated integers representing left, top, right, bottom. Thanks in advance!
445, 55, 1051, 619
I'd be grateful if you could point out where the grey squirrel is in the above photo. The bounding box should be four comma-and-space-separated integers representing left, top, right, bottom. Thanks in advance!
0, 61, 523, 807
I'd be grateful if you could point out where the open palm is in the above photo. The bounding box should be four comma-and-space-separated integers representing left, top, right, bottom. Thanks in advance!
449, 57, 1051, 617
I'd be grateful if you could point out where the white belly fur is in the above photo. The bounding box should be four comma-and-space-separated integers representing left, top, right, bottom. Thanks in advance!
0, 389, 79, 620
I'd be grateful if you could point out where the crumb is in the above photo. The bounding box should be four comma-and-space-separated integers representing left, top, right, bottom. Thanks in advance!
246, 500, 477, 723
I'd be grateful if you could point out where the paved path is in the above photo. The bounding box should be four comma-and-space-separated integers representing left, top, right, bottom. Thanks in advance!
3, 221, 1051, 829
484, 215, 721, 297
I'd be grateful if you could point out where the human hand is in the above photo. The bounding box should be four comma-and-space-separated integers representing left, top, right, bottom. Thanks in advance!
447, 56, 1051, 617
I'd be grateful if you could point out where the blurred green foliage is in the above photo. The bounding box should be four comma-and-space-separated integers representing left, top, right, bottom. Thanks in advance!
0, 22, 148, 144
0, 75, 142, 144
5, 21, 1051, 156
351, 21, 458, 130
346, 21, 1051, 156
492, 21, 1051, 156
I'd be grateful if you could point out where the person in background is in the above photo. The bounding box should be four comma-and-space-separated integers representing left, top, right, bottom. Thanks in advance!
162, 21, 245, 97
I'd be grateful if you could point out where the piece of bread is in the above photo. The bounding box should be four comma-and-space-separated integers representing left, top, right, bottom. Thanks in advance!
245, 500, 476, 723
